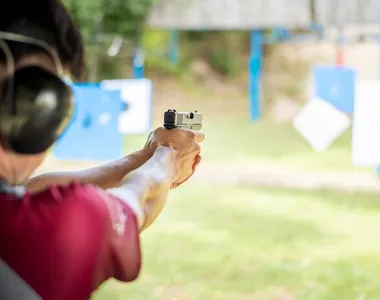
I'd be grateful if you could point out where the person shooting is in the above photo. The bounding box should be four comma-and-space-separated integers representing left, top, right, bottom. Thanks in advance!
0, 1, 204, 299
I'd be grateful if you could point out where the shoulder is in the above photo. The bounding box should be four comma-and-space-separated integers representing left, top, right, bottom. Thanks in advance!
1, 182, 142, 283
56, 183, 143, 282
20, 182, 123, 234
45, 182, 142, 252
33, 181, 114, 209
33, 182, 143, 281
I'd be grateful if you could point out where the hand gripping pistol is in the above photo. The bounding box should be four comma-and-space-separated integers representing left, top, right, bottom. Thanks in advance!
163, 109, 202, 131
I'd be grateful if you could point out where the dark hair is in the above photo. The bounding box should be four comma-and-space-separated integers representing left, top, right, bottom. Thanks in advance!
0, 0, 85, 80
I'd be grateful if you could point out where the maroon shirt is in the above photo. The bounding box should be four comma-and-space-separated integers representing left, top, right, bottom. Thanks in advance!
0, 182, 141, 300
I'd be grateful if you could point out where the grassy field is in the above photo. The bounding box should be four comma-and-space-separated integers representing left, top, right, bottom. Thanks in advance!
87, 93, 379, 299
122, 115, 370, 173
93, 183, 380, 300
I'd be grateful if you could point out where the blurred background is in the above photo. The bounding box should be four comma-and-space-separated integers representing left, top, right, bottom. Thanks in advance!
40, 0, 380, 299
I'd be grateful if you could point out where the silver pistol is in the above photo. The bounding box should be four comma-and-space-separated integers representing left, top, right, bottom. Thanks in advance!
163, 109, 202, 131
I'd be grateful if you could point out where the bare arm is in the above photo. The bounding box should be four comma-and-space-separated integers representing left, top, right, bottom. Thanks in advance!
108, 146, 176, 231
26, 149, 152, 193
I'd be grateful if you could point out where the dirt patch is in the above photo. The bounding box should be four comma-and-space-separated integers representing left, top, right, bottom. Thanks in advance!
35, 158, 380, 193
192, 162, 380, 192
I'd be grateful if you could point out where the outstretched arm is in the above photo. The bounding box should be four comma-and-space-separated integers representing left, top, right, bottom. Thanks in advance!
27, 126, 204, 194
26, 149, 152, 193
108, 146, 176, 231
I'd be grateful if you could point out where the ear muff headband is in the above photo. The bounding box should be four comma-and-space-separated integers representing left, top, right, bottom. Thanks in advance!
0, 32, 74, 154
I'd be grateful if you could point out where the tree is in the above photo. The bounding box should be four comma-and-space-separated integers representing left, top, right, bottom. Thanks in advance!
62, 0, 155, 42
62, 0, 156, 80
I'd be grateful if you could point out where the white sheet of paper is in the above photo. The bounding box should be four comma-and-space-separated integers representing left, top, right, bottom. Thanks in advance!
352, 81, 380, 166
292, 97, 351, 152
101, 79, 152, 134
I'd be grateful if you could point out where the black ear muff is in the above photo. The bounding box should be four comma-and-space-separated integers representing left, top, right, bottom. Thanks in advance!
0, 66, 73, 154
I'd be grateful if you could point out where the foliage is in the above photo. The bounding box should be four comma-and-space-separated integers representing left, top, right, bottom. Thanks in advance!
62, 0, 155, 41
96, 52, 127, 80
62, 0, 156, 80
102, 0, 154, 41
209, 46, 239, 77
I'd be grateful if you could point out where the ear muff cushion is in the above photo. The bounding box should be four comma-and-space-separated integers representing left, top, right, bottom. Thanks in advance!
7, 131, 57, 154
0, 66, 73, 154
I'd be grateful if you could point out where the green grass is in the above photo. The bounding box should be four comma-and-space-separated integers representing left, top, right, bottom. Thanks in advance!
123, 116, 371, 173
93, 183, 380, 300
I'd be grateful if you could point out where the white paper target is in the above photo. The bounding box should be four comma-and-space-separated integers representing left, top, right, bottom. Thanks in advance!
101, 79, 152, 134
352, 81, 380, 166
292, 97, 351, 152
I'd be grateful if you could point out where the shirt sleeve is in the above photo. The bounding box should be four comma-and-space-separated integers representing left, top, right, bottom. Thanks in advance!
89, 186, 142, 282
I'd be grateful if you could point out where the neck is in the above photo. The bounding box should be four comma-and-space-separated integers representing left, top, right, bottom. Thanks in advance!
0, 150, 35, 185
0, 164, 22, 185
